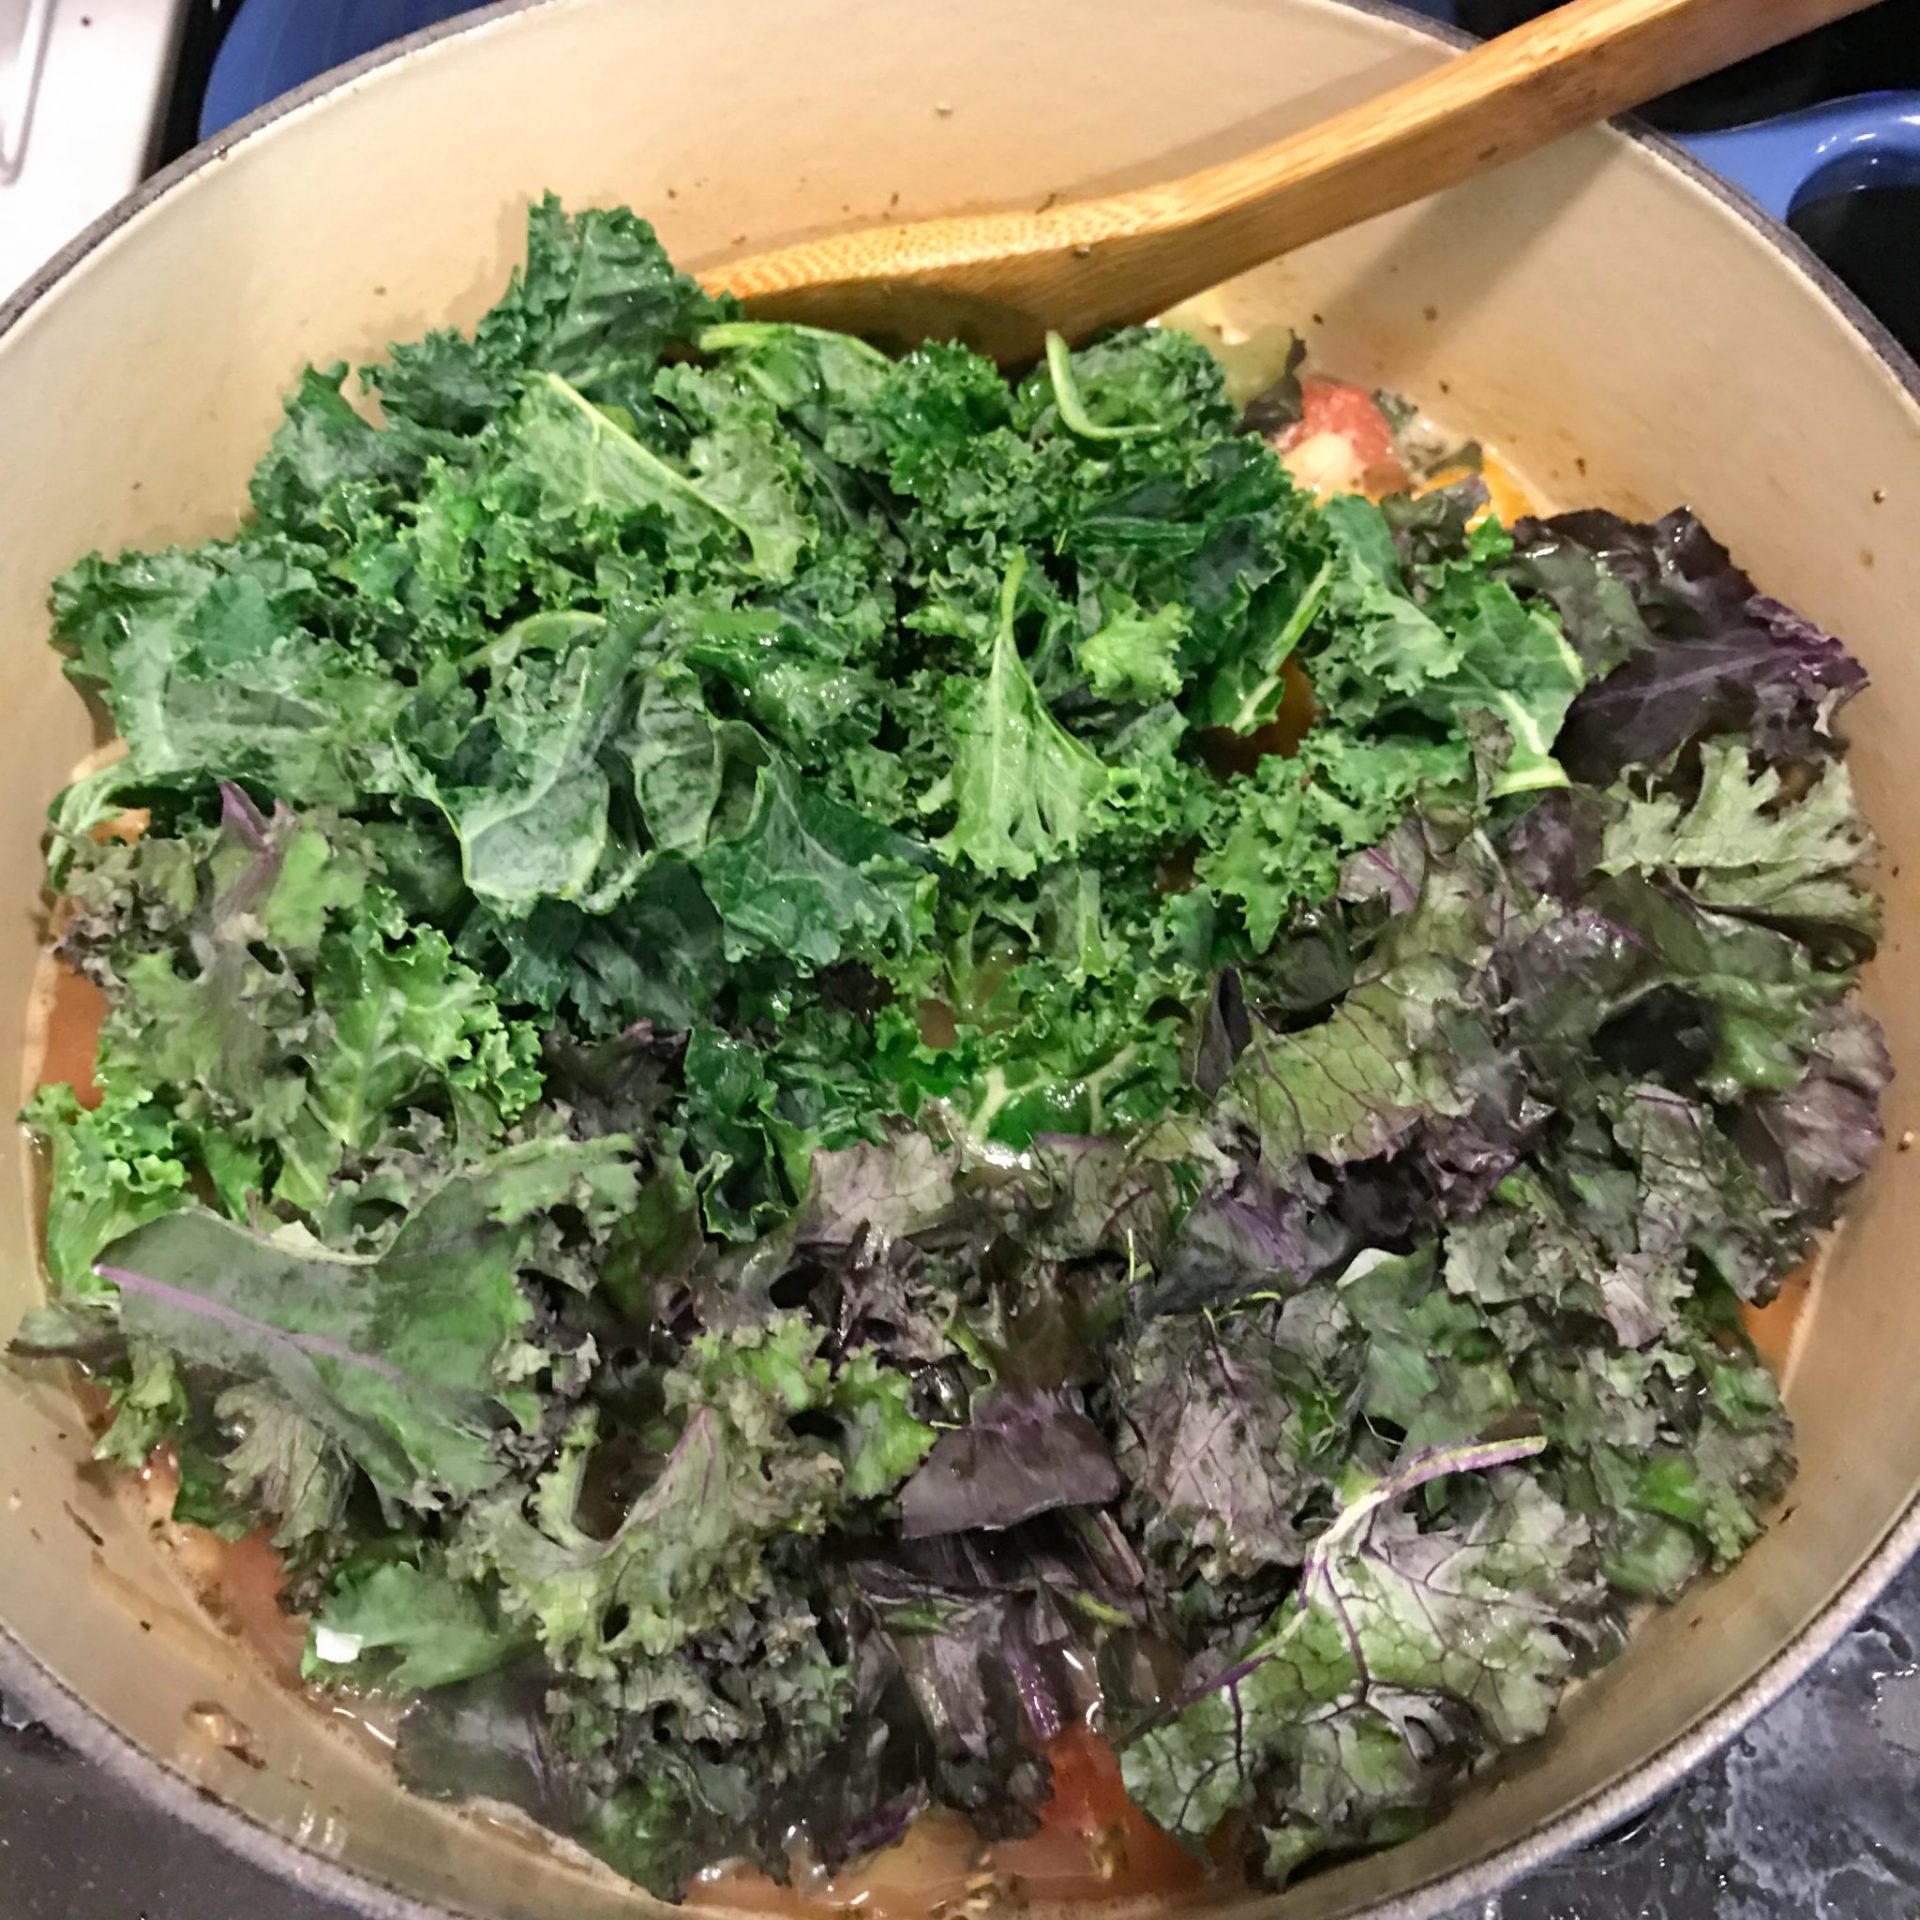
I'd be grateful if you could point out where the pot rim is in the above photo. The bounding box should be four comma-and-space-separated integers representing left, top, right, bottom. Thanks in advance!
3, 2, 1917, 1916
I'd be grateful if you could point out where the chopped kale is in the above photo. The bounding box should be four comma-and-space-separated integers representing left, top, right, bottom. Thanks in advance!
13, 200, 1883, 1898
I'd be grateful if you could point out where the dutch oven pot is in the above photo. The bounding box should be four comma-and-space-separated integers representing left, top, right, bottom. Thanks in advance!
2, 2, 1919, 1916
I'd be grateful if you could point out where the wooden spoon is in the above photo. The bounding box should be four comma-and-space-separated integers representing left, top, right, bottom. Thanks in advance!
710, 0, 1884, 361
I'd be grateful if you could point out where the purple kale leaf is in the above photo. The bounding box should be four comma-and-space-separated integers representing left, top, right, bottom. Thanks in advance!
900, 1387, 1122, 1538
1114, 1310, 1346, 1575
849, 1521, 1143, 1837
1223, 823, 1512, 1172
1509, 508, 1867, 781
1733, 1004, 1892, 1222
800, 1130, 960, 1247
92, 1136, 636, 1508
1139, 1153, 1347, 1317
1121, 1447, 1597, 1879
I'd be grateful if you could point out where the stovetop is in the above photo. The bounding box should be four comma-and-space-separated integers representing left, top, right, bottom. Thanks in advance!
5, 4, 1920, 1918
0, 0, 193, 302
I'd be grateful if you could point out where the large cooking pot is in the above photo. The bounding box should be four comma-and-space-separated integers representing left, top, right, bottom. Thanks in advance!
2, 2, 1918, 1916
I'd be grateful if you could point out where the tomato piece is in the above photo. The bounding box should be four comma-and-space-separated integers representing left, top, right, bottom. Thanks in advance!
1297, 378, 1402, 472
1280, 378, 1409, 497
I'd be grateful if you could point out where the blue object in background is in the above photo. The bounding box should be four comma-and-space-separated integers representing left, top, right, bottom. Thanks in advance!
199, 0, 493, 139
1380, 0, 1920, 229
1687, 94, 1920, 224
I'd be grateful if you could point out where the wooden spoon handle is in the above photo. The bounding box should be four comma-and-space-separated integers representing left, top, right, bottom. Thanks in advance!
716, 0, 1885, 358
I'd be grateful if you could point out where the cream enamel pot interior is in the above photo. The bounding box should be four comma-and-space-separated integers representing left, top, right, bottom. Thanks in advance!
2, 2, 1918, 1917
